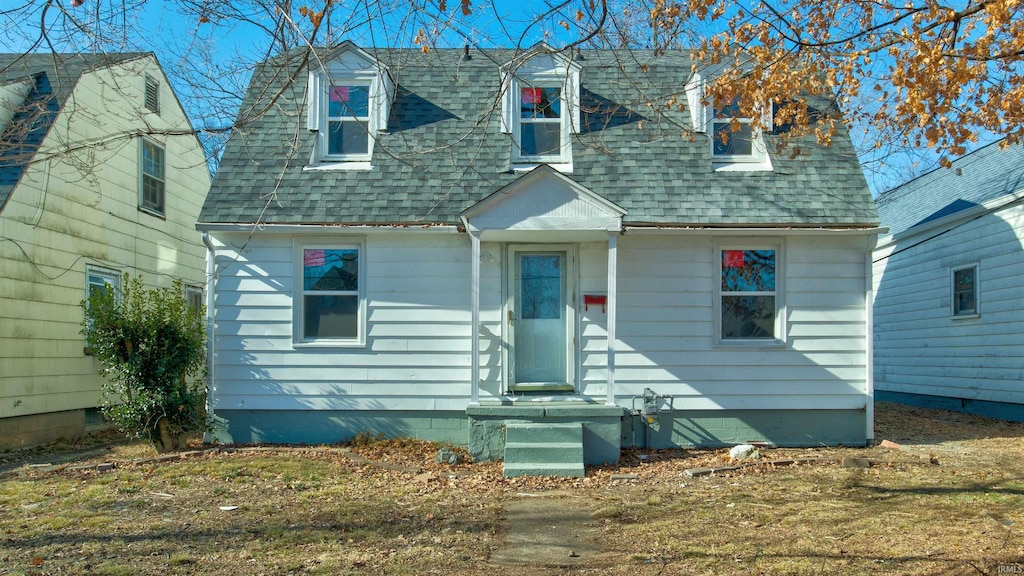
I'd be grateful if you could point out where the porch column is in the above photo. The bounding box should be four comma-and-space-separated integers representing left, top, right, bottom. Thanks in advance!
606, 232, 618, 406
470, 231, 481, 405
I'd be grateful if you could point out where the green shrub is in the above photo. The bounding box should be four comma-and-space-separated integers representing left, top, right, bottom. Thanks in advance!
82, 274, 207, 451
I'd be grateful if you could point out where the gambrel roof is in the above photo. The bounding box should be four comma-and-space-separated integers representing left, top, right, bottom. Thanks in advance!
875, 139, 1024, 237
199, 46, 878, 228
0, 53, 150, 213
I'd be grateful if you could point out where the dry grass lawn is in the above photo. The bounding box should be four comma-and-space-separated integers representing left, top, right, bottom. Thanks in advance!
1, 402, 1023, 575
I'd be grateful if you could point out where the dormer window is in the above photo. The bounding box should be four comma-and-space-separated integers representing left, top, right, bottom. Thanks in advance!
712, 97, 756, 160
327, 83, 371, 158
500, 44, 581, 169
686, 72, 773, 171
306, 42, 394, 168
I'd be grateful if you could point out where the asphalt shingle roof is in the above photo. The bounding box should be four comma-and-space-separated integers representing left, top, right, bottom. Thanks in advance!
200, 47, 878, 228
875, 140, 1024, 237
0, 52, 147, 213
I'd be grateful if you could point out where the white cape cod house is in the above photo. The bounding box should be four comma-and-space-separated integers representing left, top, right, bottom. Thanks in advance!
197, 42, 880, 474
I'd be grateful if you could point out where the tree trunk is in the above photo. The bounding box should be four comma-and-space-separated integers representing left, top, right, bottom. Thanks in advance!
154, 417, 175, 453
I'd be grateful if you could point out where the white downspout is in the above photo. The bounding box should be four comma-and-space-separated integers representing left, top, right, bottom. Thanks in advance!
865, 235, 876, 444
201, 232, 218, 441
606, 232, 618, 406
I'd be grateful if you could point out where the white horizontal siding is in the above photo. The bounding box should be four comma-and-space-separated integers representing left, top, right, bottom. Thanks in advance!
873, 204, 1024, 403
580, 235, 869, 410
211, 233, 479, 411
211, 231, 872, 414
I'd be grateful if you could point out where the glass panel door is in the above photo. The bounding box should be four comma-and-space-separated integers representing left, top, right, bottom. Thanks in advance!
512, 251, 570, 388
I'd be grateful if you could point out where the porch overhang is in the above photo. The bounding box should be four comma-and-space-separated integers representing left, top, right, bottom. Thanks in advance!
461, 165, 625, 408
459, 164, 625, 239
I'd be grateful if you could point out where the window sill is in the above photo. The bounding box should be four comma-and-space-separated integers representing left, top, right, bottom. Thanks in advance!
712, 157, 774, 172
293, 340, 366, 349
138, 206, 166, 219
713, 338, 786, 350
304, 161, 373, 172
511, 162, 573, 173
951, 313, 980, 320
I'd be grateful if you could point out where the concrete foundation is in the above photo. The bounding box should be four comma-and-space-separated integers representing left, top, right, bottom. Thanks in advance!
0, 410, 87, 451
877, 391, 1024, 422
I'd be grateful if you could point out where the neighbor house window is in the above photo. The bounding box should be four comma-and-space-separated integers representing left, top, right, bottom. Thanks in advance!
951, 264, 978, 317
144, 74, 160, 114
326, 83, 371, 159
87, 266, 121, 302
85, 266, 121, 351
711, 96, 760, 162
719, 248, 778, 340
185, 285, 203, 317
299, 245, 363, 342
516, 85, 565, 161
140, 138, 165, 216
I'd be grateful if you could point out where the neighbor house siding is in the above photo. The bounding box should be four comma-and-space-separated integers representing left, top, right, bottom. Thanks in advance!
0, 56, 209, 435
873, 204, 1024, 404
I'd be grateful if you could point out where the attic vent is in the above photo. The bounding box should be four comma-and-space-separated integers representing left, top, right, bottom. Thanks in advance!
144, 75, 160, 113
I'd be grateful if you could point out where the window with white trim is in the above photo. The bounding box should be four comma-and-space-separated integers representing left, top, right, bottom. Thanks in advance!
711, 96, 766, 163
951, 264, 978, 317
298, 245, 363, 342
140, 138, 165, 216
718, 247, 780, 341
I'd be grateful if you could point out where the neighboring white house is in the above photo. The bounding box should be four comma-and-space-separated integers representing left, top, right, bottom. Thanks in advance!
0, 53, 211, 449
873, 140, 1024, 421
198, 42, 880, 473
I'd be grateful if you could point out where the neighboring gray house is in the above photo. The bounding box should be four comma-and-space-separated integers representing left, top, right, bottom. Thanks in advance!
198, 42, 880, 476
873, 140, 1024, 420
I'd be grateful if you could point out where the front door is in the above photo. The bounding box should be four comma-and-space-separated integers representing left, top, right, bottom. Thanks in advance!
508, 246, 575, 392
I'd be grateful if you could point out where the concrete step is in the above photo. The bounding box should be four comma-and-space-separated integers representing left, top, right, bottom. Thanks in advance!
504, 442, 584, 464
502, 461, 586, 478
503, 422, 585, 478
504, 422, 583, 444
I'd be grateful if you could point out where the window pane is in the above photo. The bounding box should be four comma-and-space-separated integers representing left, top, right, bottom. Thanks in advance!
143, 175, 164, 211
328, 120, 369, 155
520, 87, 561, 119
722, 295, 775, 339
143, 141, 164, 179
520, 255, 562, 319
713, 96, 742, 118
722, 250, 775, 291
713, 122, 753, 156
304, 295, 358, 339
520, 123, 561, 157
304, 249, 359, 291
329, 85, 370, 117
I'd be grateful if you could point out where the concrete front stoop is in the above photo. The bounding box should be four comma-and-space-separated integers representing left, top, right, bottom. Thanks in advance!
503, 422, 585, 478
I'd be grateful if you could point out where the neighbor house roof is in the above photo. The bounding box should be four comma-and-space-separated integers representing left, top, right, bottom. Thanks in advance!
199, 46, 878, 228
875, 139, 1024, 237
0, 52, 147, 213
